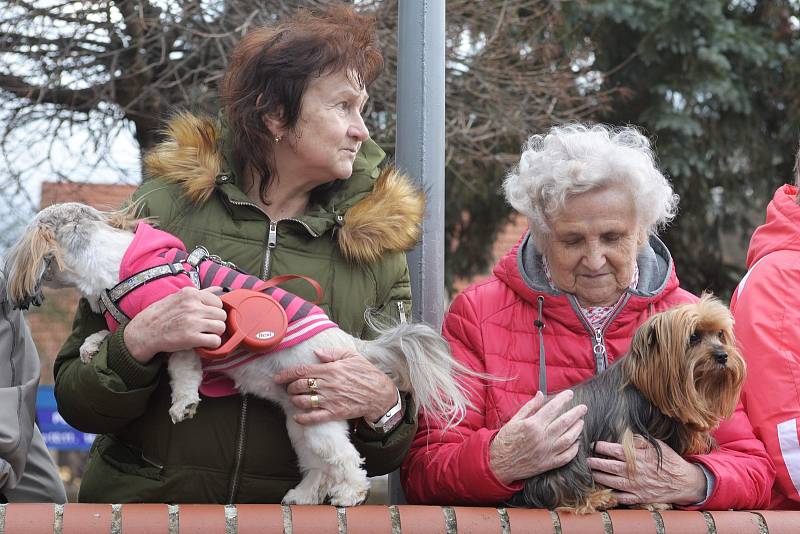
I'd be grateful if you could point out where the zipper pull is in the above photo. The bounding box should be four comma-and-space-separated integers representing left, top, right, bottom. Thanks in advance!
593, 328, 607, 373
262, 220, 279, 279
397, 301, 407, 324
268, 221, 278, 249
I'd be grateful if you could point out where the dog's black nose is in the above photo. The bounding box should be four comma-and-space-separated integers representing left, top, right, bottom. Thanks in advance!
714, 350, 728, 365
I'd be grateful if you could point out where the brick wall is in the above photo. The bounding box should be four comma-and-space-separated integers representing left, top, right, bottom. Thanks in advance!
452, 212, 528, 295
0, 504, 790, 533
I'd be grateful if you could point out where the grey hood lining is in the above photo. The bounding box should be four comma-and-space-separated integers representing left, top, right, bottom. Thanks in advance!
517, 232, 674, 299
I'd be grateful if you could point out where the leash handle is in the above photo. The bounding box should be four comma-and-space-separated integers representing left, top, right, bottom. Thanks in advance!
254, 274, 324, 304
196, 321, 246, 358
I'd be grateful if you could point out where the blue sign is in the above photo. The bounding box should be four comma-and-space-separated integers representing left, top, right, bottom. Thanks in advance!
36, 385, 96, 450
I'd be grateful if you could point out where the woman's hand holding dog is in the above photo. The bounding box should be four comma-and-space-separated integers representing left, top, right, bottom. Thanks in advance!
274, 348, 397, 425
489, 390, 587, 485
124, 287, 227, 364
588, 438, 708, 506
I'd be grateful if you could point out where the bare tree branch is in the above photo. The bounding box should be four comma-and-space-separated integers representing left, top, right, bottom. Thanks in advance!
0, 0, 612, 283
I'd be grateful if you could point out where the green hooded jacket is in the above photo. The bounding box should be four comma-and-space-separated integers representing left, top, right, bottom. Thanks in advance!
53, 113, 425, 503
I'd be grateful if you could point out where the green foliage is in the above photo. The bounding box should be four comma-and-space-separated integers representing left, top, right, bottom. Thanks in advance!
566, 0, 800, 297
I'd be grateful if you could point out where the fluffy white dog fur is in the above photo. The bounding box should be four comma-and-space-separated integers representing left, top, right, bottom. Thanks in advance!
6, 203, 471, 506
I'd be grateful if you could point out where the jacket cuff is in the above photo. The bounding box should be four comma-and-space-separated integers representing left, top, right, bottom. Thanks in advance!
468, 428, 524, 501
680, 455, 720, 510
355, 391, 414, 442
106, 325, 163, 389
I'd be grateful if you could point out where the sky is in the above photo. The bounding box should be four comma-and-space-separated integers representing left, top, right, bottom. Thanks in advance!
0, 114, 141, 249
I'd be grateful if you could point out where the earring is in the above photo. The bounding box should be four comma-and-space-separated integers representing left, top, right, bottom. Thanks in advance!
274, 135, 282, 143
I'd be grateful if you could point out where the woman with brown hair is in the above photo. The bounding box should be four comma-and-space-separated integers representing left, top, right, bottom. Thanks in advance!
53, 4, 423, 504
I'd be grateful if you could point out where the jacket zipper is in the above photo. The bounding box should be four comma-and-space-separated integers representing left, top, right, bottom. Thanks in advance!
592, 328, 607, 373
224, 199, 318, 278
227, 395, 249, 503
2, 302, 16, 385
571, 293, 631, 374
218, 197, 258, 501
263, 221, 278, 278
397, 301, 407, 324
222, 196, 320, 502
261, 218, 320, 278
222, 195, 323, 500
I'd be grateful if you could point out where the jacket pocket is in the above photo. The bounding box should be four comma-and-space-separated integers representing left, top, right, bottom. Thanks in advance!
93, 434, 164, 482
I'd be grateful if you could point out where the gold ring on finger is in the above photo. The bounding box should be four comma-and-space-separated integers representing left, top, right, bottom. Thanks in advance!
310, 394, 320, 410
307, 377, 319, 392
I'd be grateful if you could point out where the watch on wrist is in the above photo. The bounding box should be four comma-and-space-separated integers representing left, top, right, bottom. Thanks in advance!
365, 387, 403, 434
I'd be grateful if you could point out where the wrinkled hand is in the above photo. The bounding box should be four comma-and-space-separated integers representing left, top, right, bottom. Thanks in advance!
587, 438, 707, 506
124, 286, 226, 364
273, 348, 397, 425
489, 390, 587, 485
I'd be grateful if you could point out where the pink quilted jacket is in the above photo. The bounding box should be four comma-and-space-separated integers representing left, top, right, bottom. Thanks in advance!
731, 185, 800, 509
401, 232, 773, 509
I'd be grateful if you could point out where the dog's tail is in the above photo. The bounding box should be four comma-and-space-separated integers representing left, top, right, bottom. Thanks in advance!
356, 320, 477, 430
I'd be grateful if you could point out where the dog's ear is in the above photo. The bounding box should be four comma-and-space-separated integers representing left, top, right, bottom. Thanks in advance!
5, 223, 63, 307
630, 313, 663, 360
645, 321, 659, 350
104, 199, 149, 231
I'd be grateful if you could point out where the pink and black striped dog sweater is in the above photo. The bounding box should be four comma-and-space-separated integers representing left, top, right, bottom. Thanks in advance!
103, 222, 336, 396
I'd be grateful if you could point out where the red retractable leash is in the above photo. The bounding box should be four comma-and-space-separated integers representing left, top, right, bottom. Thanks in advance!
196, 274, 325, 360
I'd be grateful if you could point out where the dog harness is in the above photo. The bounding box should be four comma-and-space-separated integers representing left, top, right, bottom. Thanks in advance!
100, 222, 337, 396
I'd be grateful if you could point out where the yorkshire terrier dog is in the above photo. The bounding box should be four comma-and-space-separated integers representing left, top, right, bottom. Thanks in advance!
514, 296, 746, 513
5, 202, 472, 507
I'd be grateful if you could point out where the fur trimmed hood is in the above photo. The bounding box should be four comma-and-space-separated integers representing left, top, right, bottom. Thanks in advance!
143, 112, 424, 264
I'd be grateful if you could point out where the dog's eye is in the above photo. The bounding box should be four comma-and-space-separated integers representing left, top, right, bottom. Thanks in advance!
41, 258, 55, 282
718, 331, 725, 342
689, 332, 702, 346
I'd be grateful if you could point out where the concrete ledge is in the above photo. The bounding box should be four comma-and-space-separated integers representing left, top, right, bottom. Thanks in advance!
1, 504, 798, 533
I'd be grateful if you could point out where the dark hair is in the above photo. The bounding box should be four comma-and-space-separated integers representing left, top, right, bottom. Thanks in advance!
220, 4, 384, 204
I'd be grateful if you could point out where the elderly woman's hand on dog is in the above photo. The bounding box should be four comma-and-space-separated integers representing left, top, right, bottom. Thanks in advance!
274, 347, 398, 425
489, 390, 588, 485
124, 286, 227, 364
588, 437, 708, 506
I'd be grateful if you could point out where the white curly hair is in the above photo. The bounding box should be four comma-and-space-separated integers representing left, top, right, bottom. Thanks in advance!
503, 123, 679, 250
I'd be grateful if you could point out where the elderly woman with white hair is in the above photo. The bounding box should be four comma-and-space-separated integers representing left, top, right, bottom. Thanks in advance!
401, 124, 773, 508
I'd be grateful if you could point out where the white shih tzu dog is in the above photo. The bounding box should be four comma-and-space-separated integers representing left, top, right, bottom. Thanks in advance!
5, 202, 471, 506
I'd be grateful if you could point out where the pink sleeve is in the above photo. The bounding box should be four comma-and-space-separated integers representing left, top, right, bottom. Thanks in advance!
120, 274, 195, 320
400, 292, 523, 505
730, 256, 800, 508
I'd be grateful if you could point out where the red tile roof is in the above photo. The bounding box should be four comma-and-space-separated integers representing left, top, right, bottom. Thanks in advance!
452, 212, 528, 295
40, 182, 137, 210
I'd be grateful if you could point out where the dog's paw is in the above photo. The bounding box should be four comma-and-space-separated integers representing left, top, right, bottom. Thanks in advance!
169, 394, 200, 423
327, 477, 370, 507
566, 489, 618, 515
79, 330, 110, 363
282, 487, 324, 505
636, 502, 672, 512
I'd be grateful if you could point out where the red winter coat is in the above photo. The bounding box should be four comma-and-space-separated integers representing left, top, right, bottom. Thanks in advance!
401, 232, 773, 508
731, 184, 800, 509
